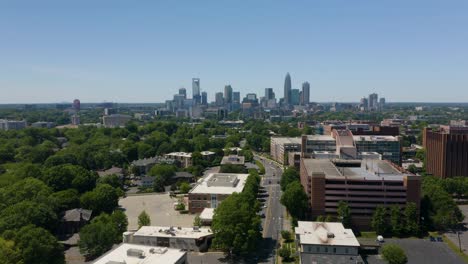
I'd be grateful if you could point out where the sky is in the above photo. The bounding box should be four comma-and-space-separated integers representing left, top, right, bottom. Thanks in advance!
0, 0, 467, 103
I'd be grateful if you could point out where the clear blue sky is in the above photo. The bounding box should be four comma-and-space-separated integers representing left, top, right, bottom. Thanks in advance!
1, 0, 467, 103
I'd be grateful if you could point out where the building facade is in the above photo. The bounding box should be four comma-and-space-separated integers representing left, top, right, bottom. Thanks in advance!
424, 126, 468, 178
300, 158, 421, 230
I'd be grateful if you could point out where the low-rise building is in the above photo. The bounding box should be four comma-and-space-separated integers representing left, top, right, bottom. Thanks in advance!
31, 121, 55, 128
221, 155, 245, 165
300, 158, 421, 230
124, 226, 213, 252
102, 114, 132, 128
188, 173, 249, 213
93, 243, 187, 264
199, 208, 215, 226
131, 156, 175, 175
0, 119, 27, 130
295, 221, 364, 264
165, 152, 192, 168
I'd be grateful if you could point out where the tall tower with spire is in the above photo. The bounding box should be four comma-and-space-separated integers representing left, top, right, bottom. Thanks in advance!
284, 72, 292, 106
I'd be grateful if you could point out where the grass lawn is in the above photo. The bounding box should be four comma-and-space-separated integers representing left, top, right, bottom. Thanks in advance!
359, 231, 378, 239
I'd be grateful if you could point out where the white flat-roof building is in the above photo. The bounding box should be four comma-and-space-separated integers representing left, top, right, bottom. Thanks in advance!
295, 221, 363, 264
93, 243, 186, 264
199, 208, 215, 225
165, 152, 192, 168
124, 226, 213, 252
188, 173, 249, 213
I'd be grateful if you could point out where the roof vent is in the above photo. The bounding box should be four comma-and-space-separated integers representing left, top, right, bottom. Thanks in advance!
327, 232, 335, 238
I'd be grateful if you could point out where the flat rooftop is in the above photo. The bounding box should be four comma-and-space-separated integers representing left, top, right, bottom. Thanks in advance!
165, 152, 192, 158
93, 243, 186, 264
199, 208, 214, 221
302, 158, 408, 181
133, 226, 212, 239
306, 135, 336, 141
353, 135, 398, 141
295, 221, 360, 247
221, 155, 245, 165
190, 173, 249, 195
271, 137, 302, 144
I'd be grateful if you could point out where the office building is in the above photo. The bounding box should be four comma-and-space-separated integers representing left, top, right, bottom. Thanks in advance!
295, 221, 363, 264
71, 115, 80, 125
301, 82, 310, 105
178, 88, 187, 99
215, 92, 224, 106
379, 97, 386, 109
291, 89, 300, 105
93, 243, 187, 264
201, 91, 208, 105
270, 137, 302, 165
265, 88, 275, 100
31, 121, 55, 128
300, 158, 421, 229
124, 226, 213, 252
164, 152, 192, 168
72, 99, 80, 111
368, 93, 378, 110
359, 97, 368, 111
192, 78, 201, 104
233, 91, 241, 104
224, 85, 233, 104
188, 173, 249, 213
0, 119, 27, 130
423, 126, 468, 178
102, 114, 132, 128
284, 72, 292, 105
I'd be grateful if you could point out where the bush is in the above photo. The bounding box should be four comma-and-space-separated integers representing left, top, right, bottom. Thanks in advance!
281, 230, 292, 242
278, 246, 291, 261
382, 244, 407, 264
176, 203, 185, 211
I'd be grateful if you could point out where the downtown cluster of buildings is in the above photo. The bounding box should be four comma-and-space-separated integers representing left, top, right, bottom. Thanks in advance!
158, 73, 314, 119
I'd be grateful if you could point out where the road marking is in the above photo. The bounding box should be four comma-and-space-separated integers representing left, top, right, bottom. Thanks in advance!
262, 185, 273, 238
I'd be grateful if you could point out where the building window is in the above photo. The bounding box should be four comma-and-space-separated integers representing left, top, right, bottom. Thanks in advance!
333, 247, 336, 253
325, 247, 328, 253
345, 248, 349, 254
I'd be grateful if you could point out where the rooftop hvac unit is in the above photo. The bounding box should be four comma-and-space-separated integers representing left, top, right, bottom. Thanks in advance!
150, 247, 168, 254
327, 232, 335, 238
127, 248, 144, 258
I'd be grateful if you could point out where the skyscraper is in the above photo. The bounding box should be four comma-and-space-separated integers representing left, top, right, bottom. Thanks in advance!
291, 89, 300, 105
224, 85, 233, 104
72, 99, 80, 111
192, 78, 201, 104
301, 82, 310, 105
201, 92, 208, 105
265, 88, 275, 100
284, 73, 292, 106
179, 88, 187, 99
215, 92, 224, 106
233, 92, 240, 104
368, 93, 378, 110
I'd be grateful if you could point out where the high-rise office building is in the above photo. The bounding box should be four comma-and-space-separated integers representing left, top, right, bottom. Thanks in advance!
72, 99, 81, 111
179, 88, 187, 99
379, 98, 386, 109
291, 89, 300, 105
224, 85, 233, 104
265, 88, 275, 100
192, 78, 201, 104
284, 73, 292, 105
233, 92, 240, 104
368, 93, 378, 110
301, 82, 310, 105
201, 92, 208, 105
215, 92, 224, 106
424, 126, 468, 178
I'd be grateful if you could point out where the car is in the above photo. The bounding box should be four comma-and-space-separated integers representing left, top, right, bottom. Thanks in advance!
429, 236, 436, 242
436, 237, 443, 242
259, 213, 265, 218
263, 205, 267, 208
268, 180, 271, 184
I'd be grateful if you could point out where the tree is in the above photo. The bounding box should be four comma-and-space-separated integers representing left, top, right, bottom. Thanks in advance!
42, 164, 97, 193
281, 230, 292, 242
79, 215, 119, 259
278, 246, 291, 261
280, 181, 308, 220
97, 174, 122, 190
280, 167, 300, 191
193, 215, 202, 227
49, 189, 80, 212
80, 184, 119, 215
111, 210, 128, 237
390, 205, 403, 237
372, 206, 388, 235
212, 193, 261, 255
138, 210, 151, 228
0, 237, 23, 264
382, 244, 408, 264
179, 182, 191, 194
337, 201, 352, 228
2, 225, 64, 264
404, 202, 419, 236
0, 177, 52, 210
0, 201, 58, 233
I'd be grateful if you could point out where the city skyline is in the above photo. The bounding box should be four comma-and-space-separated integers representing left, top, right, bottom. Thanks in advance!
1, 1, 468, 103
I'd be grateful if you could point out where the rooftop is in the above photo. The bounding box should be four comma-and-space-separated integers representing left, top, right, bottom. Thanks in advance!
199, 208, 215, 221
306, 135, 336, 141
189, 173, 249, 195
353, 135, 399, 142
133, 226, 212, 239
165, 152, 192, 158
295, 221, 360, 247
93, 243, 186, 264
271, 137, 302, 145
302, 158, 409, 181
62, 208, 92, 222
221, 155, 245, 165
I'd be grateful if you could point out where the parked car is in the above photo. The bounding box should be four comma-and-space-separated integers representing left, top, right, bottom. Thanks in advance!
429, 236, 436, 242
436, 237, 443, 242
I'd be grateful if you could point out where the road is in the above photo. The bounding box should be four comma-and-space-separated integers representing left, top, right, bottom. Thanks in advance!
256, 155, 285, 264
187, 156, 286, 264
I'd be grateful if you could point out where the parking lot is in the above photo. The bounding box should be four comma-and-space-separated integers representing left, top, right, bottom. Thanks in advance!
365, 238, 465, 264
119, 193, 195, 230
